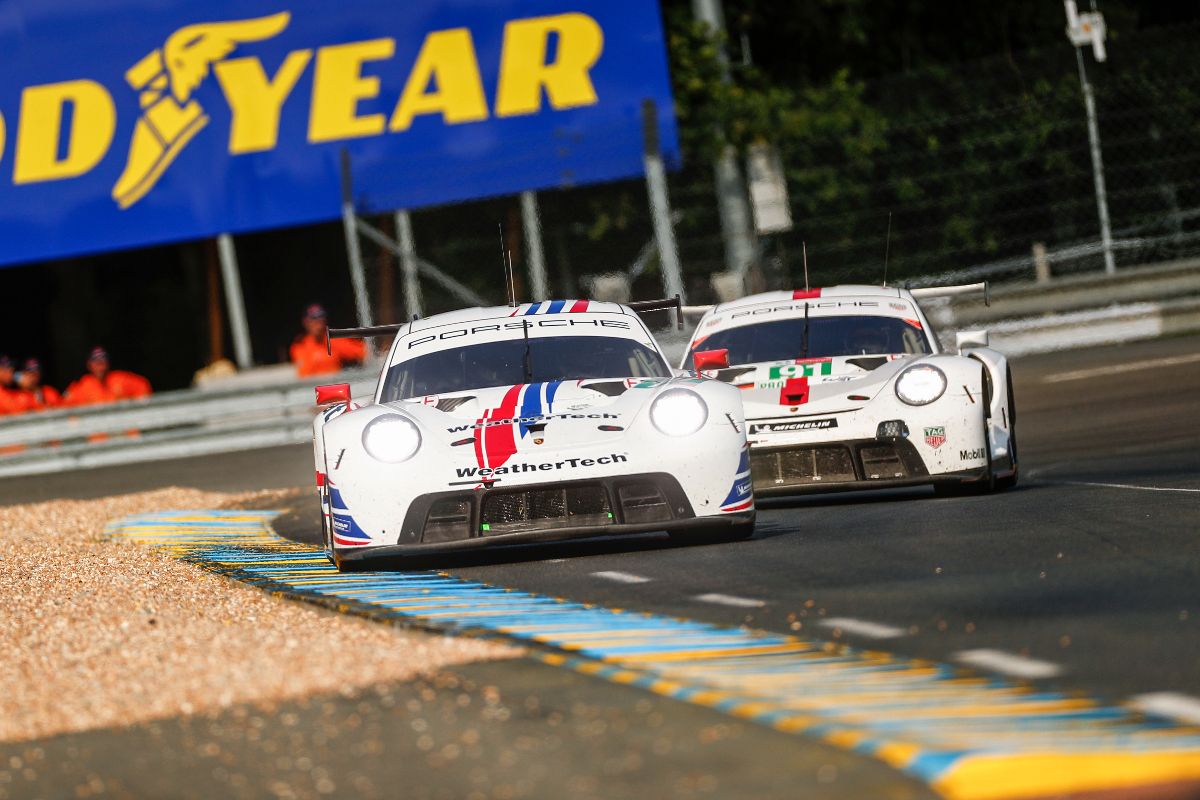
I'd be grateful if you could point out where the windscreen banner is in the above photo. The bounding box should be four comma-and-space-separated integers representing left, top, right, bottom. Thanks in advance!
0, 0, 679, 266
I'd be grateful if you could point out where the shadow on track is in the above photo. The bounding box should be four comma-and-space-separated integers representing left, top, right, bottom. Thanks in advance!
252, 487, 753, 570
349, 532, 713, 572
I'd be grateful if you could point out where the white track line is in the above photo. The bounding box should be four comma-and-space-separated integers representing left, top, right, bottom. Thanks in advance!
1043, 352, 1200, 383
1060, 480, 1200, 494
1129, 692, 1200, 725
694, 593, 765, 608
954, 649, 1063, 679
590, 570, 651, 584
820, 617, 906, 640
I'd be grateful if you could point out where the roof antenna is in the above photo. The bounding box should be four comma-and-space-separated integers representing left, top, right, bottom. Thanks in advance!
499, 223, 516, 307
802, 241, 810, 292
882, 212, 893, 287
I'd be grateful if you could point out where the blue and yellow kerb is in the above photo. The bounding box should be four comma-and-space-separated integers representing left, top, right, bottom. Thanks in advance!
107, 511, 1200, 800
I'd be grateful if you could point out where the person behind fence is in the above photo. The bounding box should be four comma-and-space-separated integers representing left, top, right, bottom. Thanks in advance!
0, 356, 21, 415
12, 359, 62, 412
65, 347, 152, 406
290, 303, 366, 377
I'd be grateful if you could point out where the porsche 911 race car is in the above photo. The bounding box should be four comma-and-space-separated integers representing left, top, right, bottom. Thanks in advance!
681, 284, 1017, 497
313, 299, 754, 570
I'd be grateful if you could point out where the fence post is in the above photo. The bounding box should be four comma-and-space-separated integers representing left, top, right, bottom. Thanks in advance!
642, 100, 686, 304
521, 191, 550, 301
1075, 49, 1115, 275
1065, 3, 1116, 275
1032, 242, 1051, 284
216, 233, 253, 369
692, 0, 758, 278
339, 149, 373, 327
394, 210, 423, 320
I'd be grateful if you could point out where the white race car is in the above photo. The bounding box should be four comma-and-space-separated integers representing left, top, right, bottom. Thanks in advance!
313, 298, 754, 570
680, 284, 1017, 497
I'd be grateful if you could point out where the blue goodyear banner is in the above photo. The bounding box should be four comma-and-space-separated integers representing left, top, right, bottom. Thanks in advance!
0, 0, 679, 267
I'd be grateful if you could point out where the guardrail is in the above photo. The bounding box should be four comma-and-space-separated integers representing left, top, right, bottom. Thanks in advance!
0, 369, 376, 478
3, 260, 1197, 478
930, 257, 1200, 326
922, 258, 1200, 355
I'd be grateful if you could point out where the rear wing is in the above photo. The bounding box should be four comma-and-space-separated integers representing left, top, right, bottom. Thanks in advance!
325, 323, 405, 355
627, 294, 684, 329
909, 281, 990, 306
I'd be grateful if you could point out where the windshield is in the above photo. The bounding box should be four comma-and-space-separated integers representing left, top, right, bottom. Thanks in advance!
383, 335, 671, 400
687, 315, 931, 369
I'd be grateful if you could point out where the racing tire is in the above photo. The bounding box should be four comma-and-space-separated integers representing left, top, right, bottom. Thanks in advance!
933, 477, 992, 497
995, 372, 1019, 491
934, 391, 995, 497
333, 556, 364, 574
319, 488, 336, 566
669, 519, 755, 545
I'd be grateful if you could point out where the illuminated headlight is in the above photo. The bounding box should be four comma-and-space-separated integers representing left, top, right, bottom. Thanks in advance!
649, 388, 708, 436
895, 365, 947, 405
362, 414, 422, 463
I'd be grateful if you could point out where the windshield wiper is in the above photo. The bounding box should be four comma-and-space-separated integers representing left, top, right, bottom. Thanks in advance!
800, 302, 810, 359
521, 319, 533, 383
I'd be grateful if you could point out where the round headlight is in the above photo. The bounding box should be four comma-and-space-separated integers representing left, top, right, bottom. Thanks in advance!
895, 365, 947, 406
362, 414, 422, 463
650, 388, 708, 436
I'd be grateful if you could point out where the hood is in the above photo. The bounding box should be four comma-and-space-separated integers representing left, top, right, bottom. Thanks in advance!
712, 355, 916, 417
392, 377, 671, 448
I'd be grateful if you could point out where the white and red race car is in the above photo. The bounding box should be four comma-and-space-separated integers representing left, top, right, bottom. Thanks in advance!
313, 299, 754, 570
680, 284, 1018, 497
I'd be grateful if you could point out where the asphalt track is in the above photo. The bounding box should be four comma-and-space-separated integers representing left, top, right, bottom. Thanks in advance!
4, 334, 1199, 798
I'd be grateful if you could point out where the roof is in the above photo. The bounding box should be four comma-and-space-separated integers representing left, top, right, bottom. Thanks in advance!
711, 285, 909, 315
407, 299, 629, 333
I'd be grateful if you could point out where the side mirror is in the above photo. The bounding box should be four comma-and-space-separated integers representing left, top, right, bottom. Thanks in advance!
693, 349, 730, 371
956, 330, 989, 352
315, 383, 351, 406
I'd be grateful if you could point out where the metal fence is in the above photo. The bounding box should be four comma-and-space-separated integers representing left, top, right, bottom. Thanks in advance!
785, 22, 1200, 289
339, 21, 1200, 318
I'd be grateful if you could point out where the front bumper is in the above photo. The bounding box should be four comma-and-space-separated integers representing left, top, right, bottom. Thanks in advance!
750, 438, 988, 497
336, 472, 754, 562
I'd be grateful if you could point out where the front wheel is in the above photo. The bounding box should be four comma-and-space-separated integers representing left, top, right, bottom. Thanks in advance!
319, 489, 335, 565
935, 398, 995, 497
995, 373, 1019, 491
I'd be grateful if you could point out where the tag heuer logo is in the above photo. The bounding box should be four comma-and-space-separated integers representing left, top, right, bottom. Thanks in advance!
924, 426, 946, 449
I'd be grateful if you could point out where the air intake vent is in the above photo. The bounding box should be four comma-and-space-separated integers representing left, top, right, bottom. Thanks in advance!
858, 445, 908, 480
752, 446, 856, 488
481, 485, 611, 535
617, 483, 673, 524
423, 497, 472, 543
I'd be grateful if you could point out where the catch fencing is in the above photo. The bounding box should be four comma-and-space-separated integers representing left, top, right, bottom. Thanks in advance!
344, 21, 1200, 316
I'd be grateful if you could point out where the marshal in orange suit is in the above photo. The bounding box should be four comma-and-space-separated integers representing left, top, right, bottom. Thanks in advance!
290, 304, 366, 377
65, 347, 152, 406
